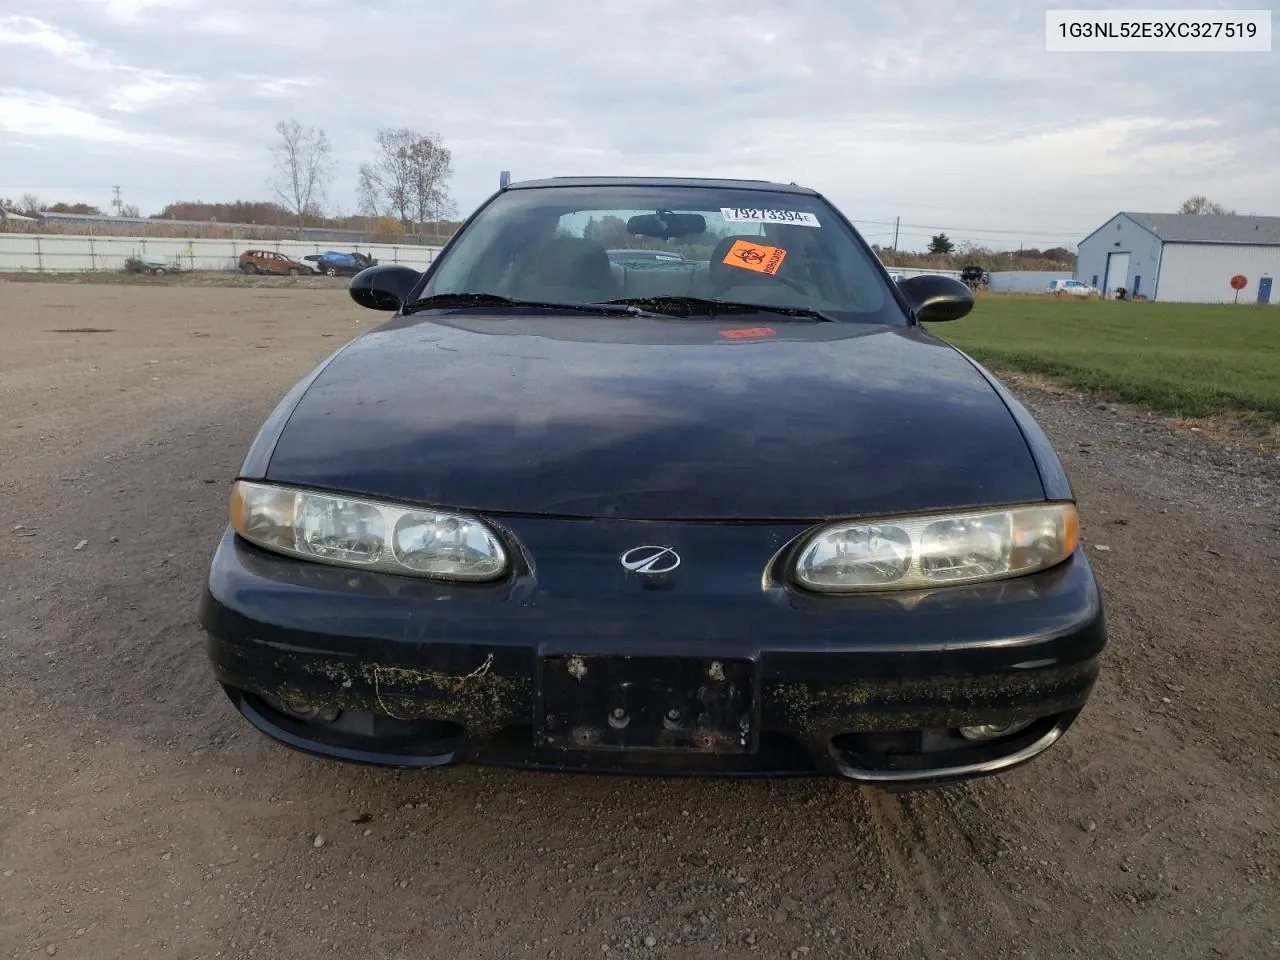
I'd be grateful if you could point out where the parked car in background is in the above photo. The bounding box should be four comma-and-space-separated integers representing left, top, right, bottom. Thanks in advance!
960, 265, 990, 291
238, 250, 310, 276
303, 251, 379, 277
124, 254, 179, 275
607, 249, 689, 269
1047, 279, 1097, 297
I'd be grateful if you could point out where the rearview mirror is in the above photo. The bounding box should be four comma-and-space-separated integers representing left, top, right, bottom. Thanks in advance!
349, 265, 421, 311
626, 212, 707, 239
897, 274, 975, 322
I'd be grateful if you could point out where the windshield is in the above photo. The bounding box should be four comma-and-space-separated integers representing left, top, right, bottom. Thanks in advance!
415, 184, 905, 324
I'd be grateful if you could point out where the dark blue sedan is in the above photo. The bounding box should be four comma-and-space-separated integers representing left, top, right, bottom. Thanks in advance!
304, 250, 378, 277
200, 176, 1106, 789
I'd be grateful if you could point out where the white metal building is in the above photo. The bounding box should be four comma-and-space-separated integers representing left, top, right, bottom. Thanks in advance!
1075, 212, 1280, 304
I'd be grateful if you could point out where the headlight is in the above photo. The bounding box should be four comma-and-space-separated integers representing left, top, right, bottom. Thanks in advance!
229, 480, 508, 581
790, 503, 1078, 592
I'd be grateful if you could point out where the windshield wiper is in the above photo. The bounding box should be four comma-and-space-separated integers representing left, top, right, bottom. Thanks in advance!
600, 296, 837, 323
403, 292, 661, 317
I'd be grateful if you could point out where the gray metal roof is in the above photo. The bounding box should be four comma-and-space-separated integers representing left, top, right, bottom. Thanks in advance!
1123, 212, 1280, 245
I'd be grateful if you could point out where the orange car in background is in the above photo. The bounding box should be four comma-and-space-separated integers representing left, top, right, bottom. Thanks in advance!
237, 249, 313, 275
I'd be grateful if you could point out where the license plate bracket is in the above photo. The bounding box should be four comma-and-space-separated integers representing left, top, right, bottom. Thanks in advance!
535, 655, 757, 754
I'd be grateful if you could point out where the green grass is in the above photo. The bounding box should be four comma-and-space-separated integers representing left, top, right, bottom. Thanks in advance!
928, 297, 1280, 421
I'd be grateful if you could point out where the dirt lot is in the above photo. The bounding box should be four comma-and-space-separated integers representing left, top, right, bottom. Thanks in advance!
1, 280, 1277, 960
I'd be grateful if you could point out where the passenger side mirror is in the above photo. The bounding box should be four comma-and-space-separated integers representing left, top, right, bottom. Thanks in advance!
349, 265, 422, 311
897, 274, 975, 322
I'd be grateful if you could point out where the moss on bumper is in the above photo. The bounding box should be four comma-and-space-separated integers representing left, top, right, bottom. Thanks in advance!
231, 652, 533, 736
766, 659, 1100, 733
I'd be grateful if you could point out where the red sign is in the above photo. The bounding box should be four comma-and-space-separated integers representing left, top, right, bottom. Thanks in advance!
1230, 274, 1248, 290
719, 327, 776, 339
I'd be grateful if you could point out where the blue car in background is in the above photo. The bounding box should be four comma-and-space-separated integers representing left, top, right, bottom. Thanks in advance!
303, 250, 378, 277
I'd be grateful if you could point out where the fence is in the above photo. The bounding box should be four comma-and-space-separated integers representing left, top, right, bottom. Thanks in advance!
883, 266, 964, 280
988, 270, 1074, 293
0, 234, 443, 274
3, 236, 1059, 291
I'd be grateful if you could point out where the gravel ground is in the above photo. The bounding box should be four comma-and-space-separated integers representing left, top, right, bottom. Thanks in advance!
1, 280, 1277, 960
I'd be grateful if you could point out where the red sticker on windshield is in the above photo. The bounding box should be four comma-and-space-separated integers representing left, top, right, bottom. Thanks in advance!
719, 326, 776, 339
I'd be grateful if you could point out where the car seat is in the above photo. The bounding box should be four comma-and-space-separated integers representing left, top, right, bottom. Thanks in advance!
707, 234, 809, 302
526, 237, 620, 301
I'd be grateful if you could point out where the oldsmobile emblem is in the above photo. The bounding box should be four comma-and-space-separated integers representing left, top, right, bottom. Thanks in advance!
619, 545, 681, 575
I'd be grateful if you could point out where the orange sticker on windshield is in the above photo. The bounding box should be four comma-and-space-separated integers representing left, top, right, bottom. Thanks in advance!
722, 240, 786, 275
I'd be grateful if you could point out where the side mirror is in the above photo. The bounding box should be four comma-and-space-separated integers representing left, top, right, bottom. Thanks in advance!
897, 274, 975, 322
349, 264, 421, 311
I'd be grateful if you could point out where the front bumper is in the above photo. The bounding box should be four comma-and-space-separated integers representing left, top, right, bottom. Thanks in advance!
200, 525, 1106, 787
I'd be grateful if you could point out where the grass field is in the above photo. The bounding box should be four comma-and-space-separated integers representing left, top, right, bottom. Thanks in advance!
930, 297, 1280, 422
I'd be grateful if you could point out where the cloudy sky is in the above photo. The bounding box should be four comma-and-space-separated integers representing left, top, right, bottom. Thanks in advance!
1, 0, 1275, 251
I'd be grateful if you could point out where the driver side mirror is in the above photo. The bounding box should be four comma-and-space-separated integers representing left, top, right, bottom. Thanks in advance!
349, 264, 422, 311
897, 274, 975, 322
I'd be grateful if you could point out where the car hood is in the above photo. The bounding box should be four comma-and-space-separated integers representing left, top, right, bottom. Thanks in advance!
262, 314, 1047, 520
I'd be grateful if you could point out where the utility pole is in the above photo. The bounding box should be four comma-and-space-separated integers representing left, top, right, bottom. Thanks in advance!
892, 216, 900, 251
112, 185, 123, 217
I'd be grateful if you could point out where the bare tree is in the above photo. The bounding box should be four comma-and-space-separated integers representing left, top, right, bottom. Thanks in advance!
357, 128, 454, 233
269, 119, 334, 227
19, 193, 42, 215
1179, 195, 1236, 215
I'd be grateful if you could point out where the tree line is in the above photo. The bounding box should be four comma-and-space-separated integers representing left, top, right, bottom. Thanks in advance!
1, 178, 1247, 255
2, 119, 462, 240
0, 196, 138, 218
266, 119, 458, 233
878, 244, 1078, 273
899, 193, 1242, 267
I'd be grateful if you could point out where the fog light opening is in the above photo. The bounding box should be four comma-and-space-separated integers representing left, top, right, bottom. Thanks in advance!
957, 719, 1035, 741
261, 693, 341, 724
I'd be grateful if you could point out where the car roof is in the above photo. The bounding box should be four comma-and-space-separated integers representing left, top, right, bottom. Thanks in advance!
504, 175, 819, 195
